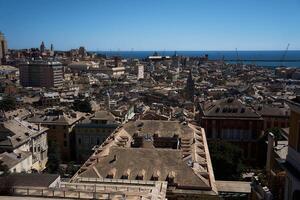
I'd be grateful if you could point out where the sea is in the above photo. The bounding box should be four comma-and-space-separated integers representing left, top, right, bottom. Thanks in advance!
94, 50, 300, 68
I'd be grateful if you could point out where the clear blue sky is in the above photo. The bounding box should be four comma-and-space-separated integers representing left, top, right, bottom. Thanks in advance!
1, 0, 299, 51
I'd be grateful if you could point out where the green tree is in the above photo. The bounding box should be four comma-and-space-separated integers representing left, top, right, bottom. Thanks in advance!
46, 141, 61, 173
0, 160, 9, 176
65, 162, 78, 177
265, 127, 284, 140
209, 141, 245, 180
0, 96, 16, 111
72, 99, 92, 113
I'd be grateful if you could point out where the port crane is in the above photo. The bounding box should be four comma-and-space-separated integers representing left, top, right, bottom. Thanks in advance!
235, 48, 242, 66
280, 43, 290, 67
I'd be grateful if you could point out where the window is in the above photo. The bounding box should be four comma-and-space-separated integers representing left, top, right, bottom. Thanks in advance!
64, 133, 67, 138
78, 138, 82, 145
84, 137, 90, 145
64, 141, 67, 147
97, 137, 100, 145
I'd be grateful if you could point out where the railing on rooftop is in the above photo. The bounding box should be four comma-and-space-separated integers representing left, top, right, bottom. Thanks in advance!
11, 186, 146, 200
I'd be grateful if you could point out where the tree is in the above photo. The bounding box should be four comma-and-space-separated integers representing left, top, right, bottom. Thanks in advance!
46, 141, 61, 173
0, 96, 16, 111
72, 99, 92, 113
0, 160, 9, 176
209, 141, 245, 180
65, 162, 79, 177
265, 127, 284, 141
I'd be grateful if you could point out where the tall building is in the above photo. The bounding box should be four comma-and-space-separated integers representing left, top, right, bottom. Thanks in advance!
285, 97, 300, 200
185, 70, 195, 102
19, 60, 64, 88
78, 46, 86, 57
50, 44, 54, 56
0, 32, 8, 64
40, 41, 45, 52
136, 64, 144, 79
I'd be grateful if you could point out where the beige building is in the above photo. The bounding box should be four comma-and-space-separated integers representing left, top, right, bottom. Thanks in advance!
68, 61, 98, 72
72, 120, 219, 199
0, 118, 48, 172
19, 60, 64, 88
27, 108, 86, 161
74, 111, 119, 163
0, 151, 32, 173
92, 66, 125, 77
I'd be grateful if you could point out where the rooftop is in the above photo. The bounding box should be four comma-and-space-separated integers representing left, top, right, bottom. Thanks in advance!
0, 150, 31, 169
27, 109, 85, 125
123, 120, 193, 138
201, 98, 262, 119
0, 174, 59, 187
0, 118, 48, 148
92, 111, 115, 121
72, 120, 218, 196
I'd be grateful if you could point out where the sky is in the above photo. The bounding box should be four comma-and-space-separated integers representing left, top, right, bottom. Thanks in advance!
0, 0, 300, 51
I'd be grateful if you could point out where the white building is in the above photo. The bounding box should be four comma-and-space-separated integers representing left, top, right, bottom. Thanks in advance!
0, 151, 32, 173
0, 118, 48, 172
136, 64, 144, 80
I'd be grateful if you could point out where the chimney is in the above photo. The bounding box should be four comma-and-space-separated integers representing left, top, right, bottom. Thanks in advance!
266, 132, 275, 173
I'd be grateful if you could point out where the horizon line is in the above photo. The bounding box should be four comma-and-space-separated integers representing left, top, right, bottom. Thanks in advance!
9, 48, 300, 52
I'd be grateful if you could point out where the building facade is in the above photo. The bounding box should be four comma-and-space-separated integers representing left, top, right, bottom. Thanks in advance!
0, 118, 48, 172
74, 111, 119, 163
19, 60, 64, 88
284, 97, 300, 200
255, 104, 290, 131
0, 32, 8, 64
27, 108, 86, 161
0, 151, 33, 173
199, 98, 264, 163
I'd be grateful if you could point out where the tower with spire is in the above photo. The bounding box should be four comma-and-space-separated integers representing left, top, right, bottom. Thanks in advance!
40, 41, 45, 53
50, 44, 54, 56
0, 32, 8, 64
185, 70, 195, 102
